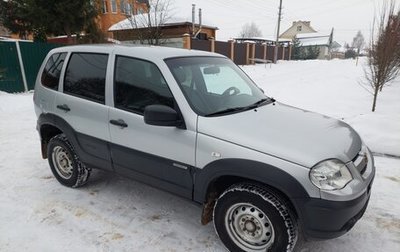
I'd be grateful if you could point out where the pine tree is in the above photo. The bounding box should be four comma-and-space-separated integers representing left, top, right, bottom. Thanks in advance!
291, 38, 303, 60
0, 0, 100, 42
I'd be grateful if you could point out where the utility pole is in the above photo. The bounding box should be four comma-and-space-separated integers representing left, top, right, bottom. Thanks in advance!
274, 0, 283, 63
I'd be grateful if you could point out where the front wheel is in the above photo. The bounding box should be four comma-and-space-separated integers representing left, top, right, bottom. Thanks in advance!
213, 183, 298, 252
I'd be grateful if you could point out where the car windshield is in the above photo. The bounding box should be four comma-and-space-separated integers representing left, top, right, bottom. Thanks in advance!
165, 57, 270, 116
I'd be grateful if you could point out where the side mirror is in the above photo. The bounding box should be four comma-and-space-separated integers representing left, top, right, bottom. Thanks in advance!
144, 105, 179, 127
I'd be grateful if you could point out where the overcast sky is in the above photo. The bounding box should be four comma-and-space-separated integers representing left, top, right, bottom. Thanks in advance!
172, 0, 399, 46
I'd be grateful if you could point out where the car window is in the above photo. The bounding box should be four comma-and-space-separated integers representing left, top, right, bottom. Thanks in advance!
201, 65, 251, 95
114, 56, 174, 114
41, 53, 67, 90
64, 53, 108, 104
166, 57, 266, 116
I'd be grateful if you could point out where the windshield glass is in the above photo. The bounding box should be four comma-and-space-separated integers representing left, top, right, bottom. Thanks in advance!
165, 57, 269, 116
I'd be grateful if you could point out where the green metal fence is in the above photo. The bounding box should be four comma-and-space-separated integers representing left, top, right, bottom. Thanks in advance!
0, 41, 24, 92
0, 41, 61, 93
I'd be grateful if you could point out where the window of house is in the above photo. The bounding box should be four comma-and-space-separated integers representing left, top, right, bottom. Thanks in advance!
114, 56, 174, 114
297, 25, 302, 31
102, 0, 108, 13
111, 0, 117, 13
64, 53, 108, 104
126, 3, 132, 15
120, 0, 125, 14
41, 53, 67, 90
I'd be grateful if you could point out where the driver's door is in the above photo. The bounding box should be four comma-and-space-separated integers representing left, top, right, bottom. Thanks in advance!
108, 55, 196, 198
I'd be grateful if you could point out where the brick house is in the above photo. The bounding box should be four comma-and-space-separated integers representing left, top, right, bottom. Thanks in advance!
98, 0, 149, 36
109, 14, 218, 47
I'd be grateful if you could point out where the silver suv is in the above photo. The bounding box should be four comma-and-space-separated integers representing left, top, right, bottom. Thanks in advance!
34, 45, 375, 252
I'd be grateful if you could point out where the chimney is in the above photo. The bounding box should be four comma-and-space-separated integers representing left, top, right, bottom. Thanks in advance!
192, 4, 196, 36
199, 8, 202, 31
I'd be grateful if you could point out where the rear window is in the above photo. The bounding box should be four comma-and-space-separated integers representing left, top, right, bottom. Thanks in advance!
41, 53, 67, 90
63, 53, 108, 104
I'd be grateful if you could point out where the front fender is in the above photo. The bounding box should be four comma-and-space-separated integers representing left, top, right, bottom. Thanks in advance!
193, 158, 310, 203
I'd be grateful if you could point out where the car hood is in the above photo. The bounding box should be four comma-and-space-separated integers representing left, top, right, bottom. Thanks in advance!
197, 102, 362, 168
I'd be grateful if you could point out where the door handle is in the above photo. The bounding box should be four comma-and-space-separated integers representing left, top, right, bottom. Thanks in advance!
110, 119, 128, 128
57, 104, 70, 112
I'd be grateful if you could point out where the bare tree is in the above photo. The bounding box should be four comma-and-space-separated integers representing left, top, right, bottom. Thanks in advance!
127, 0, 171, 45
365, 2, 400, 112
352, 30, 365, 65
239, 22, 262, 38
352, 31, 365, 55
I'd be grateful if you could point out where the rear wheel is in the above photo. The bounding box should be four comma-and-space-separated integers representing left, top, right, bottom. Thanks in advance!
213, 183, 298, 252
47, 134, 90, 188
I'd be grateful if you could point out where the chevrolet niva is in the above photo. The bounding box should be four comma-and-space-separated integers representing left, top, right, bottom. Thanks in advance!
34, 45, 375, 252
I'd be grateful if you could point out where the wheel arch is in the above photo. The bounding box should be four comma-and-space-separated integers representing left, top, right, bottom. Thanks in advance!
194, 158, 308, 225
38, 113, 80, 159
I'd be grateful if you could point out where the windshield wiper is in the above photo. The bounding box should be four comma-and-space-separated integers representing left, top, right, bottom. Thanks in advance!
205, 98, 276, 117
243, 97, 275, 110
205, 107, 247, 117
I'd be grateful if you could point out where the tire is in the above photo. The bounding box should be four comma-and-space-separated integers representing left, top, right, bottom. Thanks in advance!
47, 134, 91, 188
213, 183, 298, 252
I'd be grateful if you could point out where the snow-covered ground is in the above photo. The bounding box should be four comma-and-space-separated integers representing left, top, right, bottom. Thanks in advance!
0, 58, 399, 252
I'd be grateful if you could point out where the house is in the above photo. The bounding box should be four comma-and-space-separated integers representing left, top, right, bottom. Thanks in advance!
280, 21, 334, 60
280, 21, 317, 40
98, 0, 149, 36
109, 13, 218, 47
295, 32, 334, 60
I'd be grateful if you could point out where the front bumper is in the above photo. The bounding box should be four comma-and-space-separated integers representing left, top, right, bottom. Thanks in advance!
295, 179, 373, 239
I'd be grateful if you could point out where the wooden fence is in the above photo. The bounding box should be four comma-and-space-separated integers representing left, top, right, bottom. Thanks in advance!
185, 36, 291, 65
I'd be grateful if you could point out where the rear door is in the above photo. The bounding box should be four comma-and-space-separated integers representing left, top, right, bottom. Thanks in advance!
108, 55, 196, 198
54, 51, 112, 171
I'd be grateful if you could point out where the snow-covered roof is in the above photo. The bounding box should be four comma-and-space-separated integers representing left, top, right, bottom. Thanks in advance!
296, 32, 325, 39
296, 32, 331, 46
109, 12, 218, 31
299, 37, 330, 46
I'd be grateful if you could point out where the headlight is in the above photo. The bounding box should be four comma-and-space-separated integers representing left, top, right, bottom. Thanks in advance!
309, 159, 353, 190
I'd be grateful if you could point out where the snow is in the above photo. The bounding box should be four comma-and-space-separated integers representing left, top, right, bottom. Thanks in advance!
296, 32, 329, 39
109, 12, 217, 31
1, 58, 400, 251
299, 37, 330, 46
